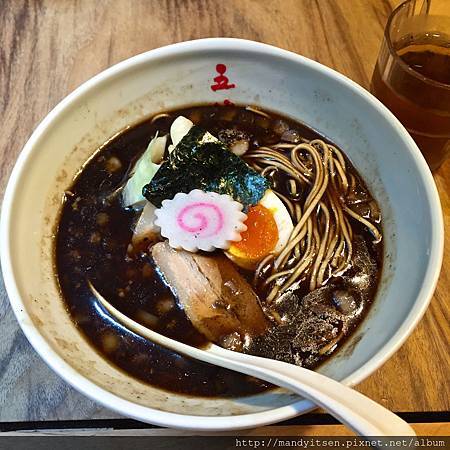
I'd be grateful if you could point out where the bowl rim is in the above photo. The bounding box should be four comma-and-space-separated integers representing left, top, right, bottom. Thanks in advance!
0, 37, 444, 430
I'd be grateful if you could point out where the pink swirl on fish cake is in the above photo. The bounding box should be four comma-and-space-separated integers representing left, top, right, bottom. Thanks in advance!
176, 202, 224, 238
154, 190, 248, 252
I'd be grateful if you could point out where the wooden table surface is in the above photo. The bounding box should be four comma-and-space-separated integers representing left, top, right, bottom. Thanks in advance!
0, 0, 449, 428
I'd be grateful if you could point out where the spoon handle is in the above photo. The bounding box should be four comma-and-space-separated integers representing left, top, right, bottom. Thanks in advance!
209, 345, 415, 437
91, 286, 415, 437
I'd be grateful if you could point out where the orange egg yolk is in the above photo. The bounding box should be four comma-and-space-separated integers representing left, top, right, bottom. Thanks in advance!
233, 204, 279, 259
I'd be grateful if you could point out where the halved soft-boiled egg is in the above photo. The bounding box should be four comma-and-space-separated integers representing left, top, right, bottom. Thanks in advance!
226, 189, 294, 270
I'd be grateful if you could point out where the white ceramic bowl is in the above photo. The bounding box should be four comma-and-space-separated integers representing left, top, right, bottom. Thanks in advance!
0, 38, 443, 430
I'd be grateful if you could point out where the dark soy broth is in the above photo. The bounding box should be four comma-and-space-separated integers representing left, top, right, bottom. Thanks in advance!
55, 105, 382, 397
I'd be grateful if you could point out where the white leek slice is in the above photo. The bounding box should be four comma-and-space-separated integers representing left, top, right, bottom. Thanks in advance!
132, 202, 160, 248
122, 134, 167, 208
150, 136, 167, 164
170, 116, 193, 147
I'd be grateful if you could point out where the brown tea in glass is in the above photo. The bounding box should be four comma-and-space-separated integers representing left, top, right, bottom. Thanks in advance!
371, 0, 450, 171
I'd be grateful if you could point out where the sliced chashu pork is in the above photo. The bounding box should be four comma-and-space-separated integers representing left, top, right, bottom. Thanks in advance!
151, 241, 268, 344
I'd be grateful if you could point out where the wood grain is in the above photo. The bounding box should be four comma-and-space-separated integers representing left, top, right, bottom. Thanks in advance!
3, 422, 450, 436
0, 0, 449, 423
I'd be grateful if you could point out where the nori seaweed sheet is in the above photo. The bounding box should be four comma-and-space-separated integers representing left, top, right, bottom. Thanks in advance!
142, 126, 269, 209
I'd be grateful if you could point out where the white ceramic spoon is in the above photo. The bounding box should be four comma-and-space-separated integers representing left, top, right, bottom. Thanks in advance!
90, 283, 415, 436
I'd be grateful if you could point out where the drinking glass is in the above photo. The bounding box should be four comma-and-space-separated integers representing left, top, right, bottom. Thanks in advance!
370, 0, 450, 171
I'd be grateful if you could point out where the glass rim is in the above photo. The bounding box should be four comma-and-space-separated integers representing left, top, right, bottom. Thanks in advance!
385, 0, 450, 91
